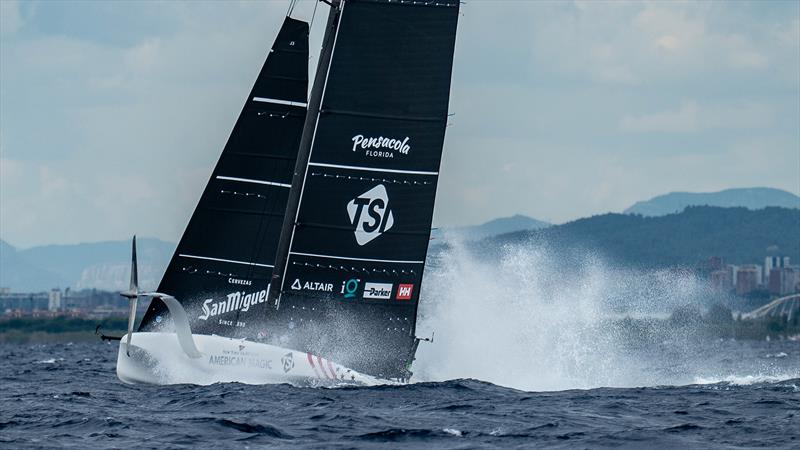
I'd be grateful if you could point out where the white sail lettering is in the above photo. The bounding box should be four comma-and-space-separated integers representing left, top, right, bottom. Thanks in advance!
199, 299, 213, 320
196, 289, 267, 321
351, 134, 411, 158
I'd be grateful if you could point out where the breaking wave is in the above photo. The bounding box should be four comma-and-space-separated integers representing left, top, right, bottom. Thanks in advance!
413, 237, 797, 391
692, 374, 800, 386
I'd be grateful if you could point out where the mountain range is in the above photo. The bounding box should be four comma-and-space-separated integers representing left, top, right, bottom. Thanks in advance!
431, 214, 550, 242
0, 238, 174, 292
1, 187, 797, 292
482, 206, 799, 269
624, 187, 799, 217
0, 215, 546, 293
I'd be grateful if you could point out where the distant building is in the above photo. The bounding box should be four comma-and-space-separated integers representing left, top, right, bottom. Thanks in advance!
707, 256, 724, 271
764, 256, 790, 284
769, 267, 800, 296
736, 267, 760, 295
48, 289, 62, 312
711, 270, 732, 291
0, 291, 49, 313
726, 264, 738, 287
1, 288, 129, 317
739, 264, 762, 286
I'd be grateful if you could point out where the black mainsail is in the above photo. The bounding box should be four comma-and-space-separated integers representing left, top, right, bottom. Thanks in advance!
268, 0, 460, 379
139, 17, 310, 337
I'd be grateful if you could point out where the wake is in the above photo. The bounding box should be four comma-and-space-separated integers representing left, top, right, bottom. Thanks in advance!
412, 236, 797, 391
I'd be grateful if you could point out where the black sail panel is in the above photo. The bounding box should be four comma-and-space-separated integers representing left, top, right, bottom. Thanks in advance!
139, 17, 309, 336
273, 0, 460, 379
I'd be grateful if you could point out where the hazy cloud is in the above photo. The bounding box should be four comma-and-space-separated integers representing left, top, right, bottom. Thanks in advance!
0, 0, 798, 247
0, 1, 24, 35
620, 101, 774, 133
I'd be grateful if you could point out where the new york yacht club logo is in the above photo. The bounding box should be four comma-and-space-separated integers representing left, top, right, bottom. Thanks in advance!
351, 134, 411, 159
347, 184, 394, 246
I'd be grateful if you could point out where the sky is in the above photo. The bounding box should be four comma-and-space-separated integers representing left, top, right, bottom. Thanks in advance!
1, 0, 798, 248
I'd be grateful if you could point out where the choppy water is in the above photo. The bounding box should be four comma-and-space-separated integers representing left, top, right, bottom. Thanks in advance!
1, 341, 798, 449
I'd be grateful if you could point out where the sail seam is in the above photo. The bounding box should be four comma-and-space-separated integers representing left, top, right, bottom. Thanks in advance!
179, 254, 274, 268
290, 251, 424, 264
252, 97, 308, 107
322, 108, 445, 123
216, 176, 291, 188
203, 206, 286, 218
227, 152, 297, 160
308, 162, 438, 176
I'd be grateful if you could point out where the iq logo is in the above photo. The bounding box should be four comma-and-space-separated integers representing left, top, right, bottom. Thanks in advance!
346, 184, 394, 246
341, 278, 360, 299
396, 284, 414, 300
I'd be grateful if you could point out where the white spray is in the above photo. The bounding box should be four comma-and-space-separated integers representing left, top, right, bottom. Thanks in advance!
412, 236, 797, 391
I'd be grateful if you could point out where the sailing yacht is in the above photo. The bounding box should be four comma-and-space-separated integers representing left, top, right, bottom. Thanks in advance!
116, 0, 460, 385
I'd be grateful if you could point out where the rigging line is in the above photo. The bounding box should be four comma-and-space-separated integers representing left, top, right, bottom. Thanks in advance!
310, 0, 320, 29
286, 0, 297, 17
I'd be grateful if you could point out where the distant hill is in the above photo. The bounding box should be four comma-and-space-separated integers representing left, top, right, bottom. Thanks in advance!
624, 188, 800, 217
1, 215, 549, 292
432, 214, 550, 242
484, 206, 799, 269
0, 240, 65, 291
0, 238, 175, 292
3, 206, 796, 291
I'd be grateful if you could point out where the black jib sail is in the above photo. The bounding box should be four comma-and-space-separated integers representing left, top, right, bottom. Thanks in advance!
139, 17, 309, 337
269, 0, 460, 379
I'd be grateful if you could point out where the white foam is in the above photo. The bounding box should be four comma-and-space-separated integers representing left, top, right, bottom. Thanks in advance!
35, 358, 63, 364
412, 237, 772, 392
692, 373, 800, 386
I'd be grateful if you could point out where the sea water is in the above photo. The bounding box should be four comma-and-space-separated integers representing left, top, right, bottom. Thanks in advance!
1, 341, 798, 448
2, 240, 798, 448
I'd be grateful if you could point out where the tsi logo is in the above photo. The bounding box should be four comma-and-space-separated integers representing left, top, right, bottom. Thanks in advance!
363, 282, 393, 300
347, 184, 394, 246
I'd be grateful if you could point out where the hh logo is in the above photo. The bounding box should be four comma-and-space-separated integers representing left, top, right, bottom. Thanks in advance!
347, 184, 394, 246
397, 284, 414, 300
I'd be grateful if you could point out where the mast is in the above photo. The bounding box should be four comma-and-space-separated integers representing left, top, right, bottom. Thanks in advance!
269, 0, 342, 306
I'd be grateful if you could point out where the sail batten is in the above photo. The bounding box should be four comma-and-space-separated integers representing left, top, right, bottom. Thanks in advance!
252, 97, 309, 107
288, 251, 426, 265
307, 161, 439, 175
178, 254, 275, 268
215, 176, 292, 188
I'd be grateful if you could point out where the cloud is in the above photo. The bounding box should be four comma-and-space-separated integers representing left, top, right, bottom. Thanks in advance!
0, 1, 23, 35
1, 1, 798, 245
0, 158, 23, 182
619, 100, 774, 133
517, 2, 775, 89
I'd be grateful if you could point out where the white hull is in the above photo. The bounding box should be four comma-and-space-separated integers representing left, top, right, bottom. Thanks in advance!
116, 332, 388, 386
